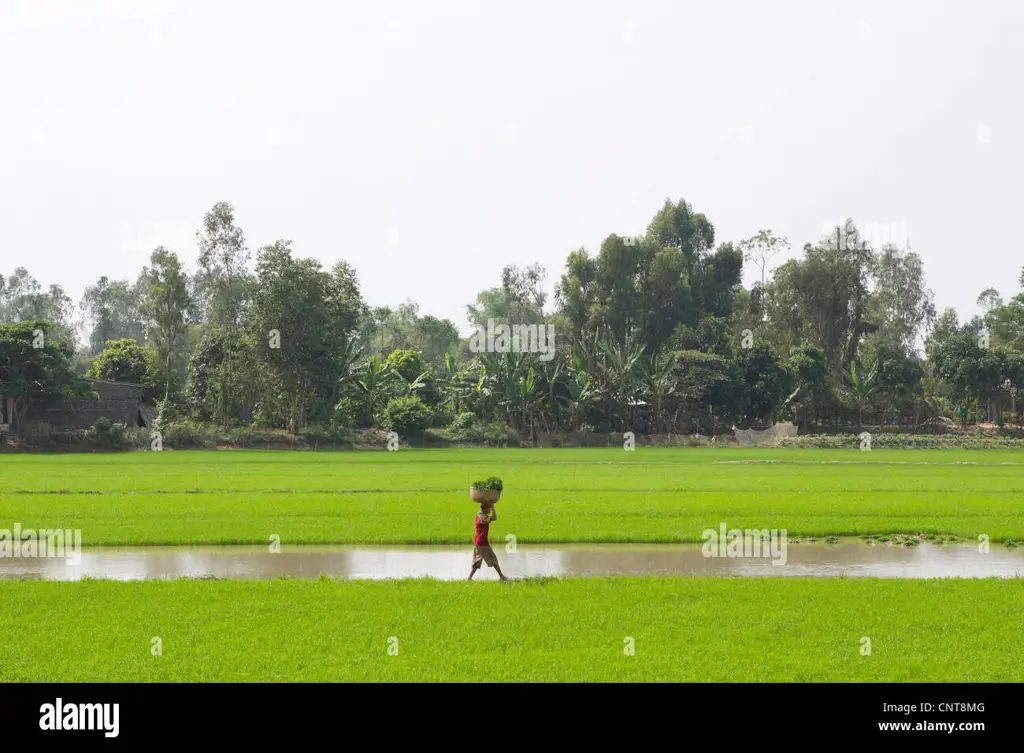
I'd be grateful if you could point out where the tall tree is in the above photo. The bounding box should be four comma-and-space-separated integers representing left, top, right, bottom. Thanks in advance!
867, 246, 936, 353
787, 345, 830, 428
735, 341, 789, 424
555, 199, 737, 356
467, 263, 548, 329
931, 335, 1003, 425
80, 276, 147, 355
356, 301, 458, 374
695, 242, 743, 320
925, 308, 983, 362
739, 230, 790, 335
671, 350, 736, 432
87, 338, 158, 395
764, 220, 873, 369
0, 268, 76, 346
642, 244, 692, 351
646, 197, 715, 277
555, 248, 599, 339
982, 270, 1024, 353
0, 321, 78, 432
138, 248, 192, 402
248, 241, 364, 432
195, 202, 250, 425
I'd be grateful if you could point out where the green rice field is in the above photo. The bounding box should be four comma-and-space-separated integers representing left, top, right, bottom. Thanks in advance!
1, 447, 1023, 545
1, 576, 1022, 682
3, 447, 1024, 682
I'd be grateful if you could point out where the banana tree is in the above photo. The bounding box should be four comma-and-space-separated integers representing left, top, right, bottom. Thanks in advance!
641, 351, 676, 433
478, 352, 540, 436
349, 355, 396, 426
439, 352, 476, 417
599, 335, 645, 432
536, 358, 575, 431
331, 339, 364, 407
394, 369, 430, 398
847, 360, 879, 429
567, 333, 608, 430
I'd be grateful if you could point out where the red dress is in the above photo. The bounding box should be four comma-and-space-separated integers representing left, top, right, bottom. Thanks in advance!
474, 514, 490, 546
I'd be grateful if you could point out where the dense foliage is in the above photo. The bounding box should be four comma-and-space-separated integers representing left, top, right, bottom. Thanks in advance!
3, 199, 1024, 439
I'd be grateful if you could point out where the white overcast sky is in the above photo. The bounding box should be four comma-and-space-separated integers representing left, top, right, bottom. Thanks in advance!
1, 0, 1022, 336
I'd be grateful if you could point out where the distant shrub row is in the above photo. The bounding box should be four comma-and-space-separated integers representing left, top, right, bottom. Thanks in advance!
432, 413, 523, 446
779, 435, 1024, 450
11, 419, 1024, 452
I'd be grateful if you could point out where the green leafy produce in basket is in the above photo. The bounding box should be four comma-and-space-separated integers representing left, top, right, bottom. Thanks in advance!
471, 477, 503, 492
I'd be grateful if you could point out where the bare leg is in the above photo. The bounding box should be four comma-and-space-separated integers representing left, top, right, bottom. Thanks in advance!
468, 563, 480, 580
494, 561, 510, 582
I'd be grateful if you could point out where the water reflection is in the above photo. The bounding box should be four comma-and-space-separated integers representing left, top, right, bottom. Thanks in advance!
0, 542, 1021, 581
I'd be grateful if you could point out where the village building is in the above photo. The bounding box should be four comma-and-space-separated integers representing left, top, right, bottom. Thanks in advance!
2, 379, 154, 437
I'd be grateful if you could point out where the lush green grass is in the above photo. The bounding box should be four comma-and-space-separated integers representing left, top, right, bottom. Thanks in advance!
1, 576, 1021, 681
2, 447, 1024, 544
3, 449, 1021, 683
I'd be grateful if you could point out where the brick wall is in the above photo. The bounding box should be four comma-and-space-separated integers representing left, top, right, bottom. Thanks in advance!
88, 380, 145, 401
25, 399, 141, 431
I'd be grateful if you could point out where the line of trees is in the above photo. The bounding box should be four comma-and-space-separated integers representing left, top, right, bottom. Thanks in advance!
3, 199, 1023, 439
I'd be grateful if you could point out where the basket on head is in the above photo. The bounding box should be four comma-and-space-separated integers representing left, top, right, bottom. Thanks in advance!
470, 487, 501, 504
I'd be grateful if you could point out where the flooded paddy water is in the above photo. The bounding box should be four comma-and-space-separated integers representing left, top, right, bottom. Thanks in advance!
1, 539, 1022, 581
